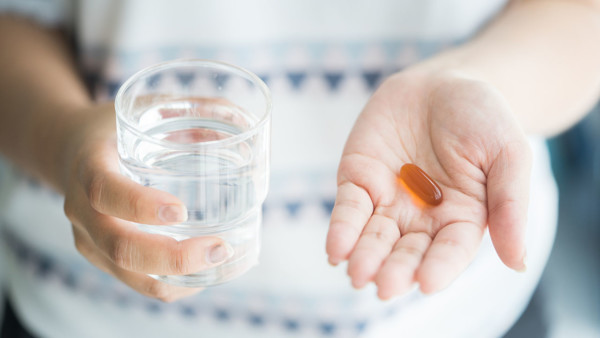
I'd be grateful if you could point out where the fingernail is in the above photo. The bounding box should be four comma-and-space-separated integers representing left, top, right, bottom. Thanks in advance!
158, 205, 188, 223
207, 242, 234, 265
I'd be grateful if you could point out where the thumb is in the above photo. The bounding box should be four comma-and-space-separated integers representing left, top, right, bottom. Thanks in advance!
486, 141, 532, 271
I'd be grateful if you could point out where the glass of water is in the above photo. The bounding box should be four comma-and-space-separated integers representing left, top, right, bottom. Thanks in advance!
115, 59, 271, 287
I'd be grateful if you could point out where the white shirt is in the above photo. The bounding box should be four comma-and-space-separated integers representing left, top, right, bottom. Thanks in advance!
0, 1, 558, 337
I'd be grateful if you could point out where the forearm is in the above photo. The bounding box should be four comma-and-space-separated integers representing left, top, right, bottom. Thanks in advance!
0, 16, 91, 192
415, 0, 600, 136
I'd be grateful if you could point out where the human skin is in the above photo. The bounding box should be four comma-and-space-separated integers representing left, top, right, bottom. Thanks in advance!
326, 0, 600, 299
0, 18, 233, 302
1, 0, 600, 302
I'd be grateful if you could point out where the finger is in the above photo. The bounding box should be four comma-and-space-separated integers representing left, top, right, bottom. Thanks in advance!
326, 181, 374, 265
347, 210, 400, 289
79, 142, 188, 225
92, 216, 233, 276
416, 221, 484, 294
374, 232, 431, 300
487, 142, 532, 271
73, 226, 202, 302
86, 170, 188, 225
70, 194, 233, 275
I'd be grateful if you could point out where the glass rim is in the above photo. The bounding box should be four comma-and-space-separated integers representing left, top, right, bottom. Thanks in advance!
115, 59, 272, 150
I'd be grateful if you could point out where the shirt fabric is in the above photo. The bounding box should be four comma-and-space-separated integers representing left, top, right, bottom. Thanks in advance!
0, 1, 558, 337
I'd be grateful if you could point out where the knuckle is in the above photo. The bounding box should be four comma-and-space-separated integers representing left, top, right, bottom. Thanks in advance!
145, 281, 176, 302
362, 228, 398, 246
87, 175, 106, 211
395, 245, 423, 258
109, 238, 134, 270
127, 191, 144, 222
72, 232, 91, 257
170, 243, 192, 275
63, 199, 76, 220
489, 199, 517, 219
74, 240, 88, 256
366, 230, 389, 242
340, 198, 366, 213
438, 238, 471, 261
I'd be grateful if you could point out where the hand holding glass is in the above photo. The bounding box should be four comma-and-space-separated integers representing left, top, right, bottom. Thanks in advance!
115, 60, 271, 287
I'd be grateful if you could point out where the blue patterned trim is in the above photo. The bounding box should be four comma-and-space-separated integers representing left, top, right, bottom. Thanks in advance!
93, 67, 395, 99
81, 39, 459, 99
2, 222, 369, 335
1, 223, 421, 336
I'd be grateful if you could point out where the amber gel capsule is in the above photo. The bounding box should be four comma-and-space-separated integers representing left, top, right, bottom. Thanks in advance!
399, 163, 443, 206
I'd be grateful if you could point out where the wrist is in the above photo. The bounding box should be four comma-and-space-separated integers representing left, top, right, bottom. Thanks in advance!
13, 100, 93, 193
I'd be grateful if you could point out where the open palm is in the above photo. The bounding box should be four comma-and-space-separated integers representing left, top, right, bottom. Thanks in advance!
326, 72, 532, 299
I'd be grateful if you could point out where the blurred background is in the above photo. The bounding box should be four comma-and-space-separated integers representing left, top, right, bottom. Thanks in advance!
505, 105, 600, 338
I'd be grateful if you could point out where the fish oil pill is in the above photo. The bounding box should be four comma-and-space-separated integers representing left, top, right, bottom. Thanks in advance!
399, 163, 443, 206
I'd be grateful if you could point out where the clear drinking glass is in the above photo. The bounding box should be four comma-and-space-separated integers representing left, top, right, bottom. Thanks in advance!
115, 59, 271, 287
